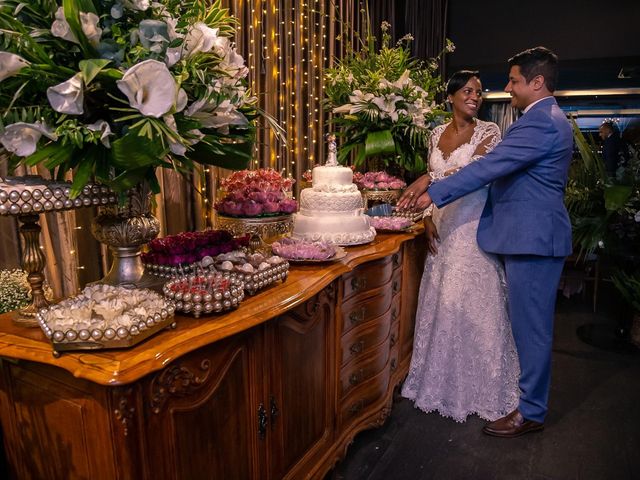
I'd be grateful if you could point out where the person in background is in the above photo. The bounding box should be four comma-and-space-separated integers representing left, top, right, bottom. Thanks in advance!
599, 121, 625, 176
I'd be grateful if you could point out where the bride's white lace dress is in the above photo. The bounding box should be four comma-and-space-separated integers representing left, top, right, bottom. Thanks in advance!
401, 120, 520, 422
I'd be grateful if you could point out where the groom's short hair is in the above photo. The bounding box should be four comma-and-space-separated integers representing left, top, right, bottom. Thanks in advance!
508, 46, 559, 92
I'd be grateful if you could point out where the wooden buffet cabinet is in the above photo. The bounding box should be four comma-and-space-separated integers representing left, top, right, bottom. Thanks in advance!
0, 231, 425, 480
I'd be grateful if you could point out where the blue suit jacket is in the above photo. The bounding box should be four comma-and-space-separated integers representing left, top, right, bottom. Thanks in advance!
428, 97, 573, 257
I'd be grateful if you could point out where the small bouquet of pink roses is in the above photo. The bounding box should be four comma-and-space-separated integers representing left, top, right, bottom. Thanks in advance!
215, 168, 298, 217
353, 171, 406, 190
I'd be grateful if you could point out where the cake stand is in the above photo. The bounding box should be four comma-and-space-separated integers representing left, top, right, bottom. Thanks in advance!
0, 176, 116, 327
215, 214, 293, 244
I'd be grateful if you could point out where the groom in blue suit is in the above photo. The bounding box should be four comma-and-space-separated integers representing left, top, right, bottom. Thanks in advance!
398, 47, 573, 437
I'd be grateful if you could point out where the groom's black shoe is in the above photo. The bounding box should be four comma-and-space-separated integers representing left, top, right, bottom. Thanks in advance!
482, 409, 544, 438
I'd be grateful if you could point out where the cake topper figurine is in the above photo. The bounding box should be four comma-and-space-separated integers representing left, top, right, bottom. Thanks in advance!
326, 134, 338, 167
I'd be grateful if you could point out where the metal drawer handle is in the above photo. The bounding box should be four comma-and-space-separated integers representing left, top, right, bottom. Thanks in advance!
392, 253, 400, 267
349, 307, 365, 324
390, 358, 397, 372
350, 340, 365, 354
349, 400, 364, 415
391, 307, 398, 321
392, 279, 400, 294
351, 276, 367, 292
390, 333, 397, 347
349, 369, 364, 386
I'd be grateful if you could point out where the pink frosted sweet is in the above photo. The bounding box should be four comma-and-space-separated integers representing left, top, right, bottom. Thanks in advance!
278, 198, 298, 214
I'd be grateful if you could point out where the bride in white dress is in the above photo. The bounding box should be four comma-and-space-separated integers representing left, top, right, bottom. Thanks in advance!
400, 71, 520, 422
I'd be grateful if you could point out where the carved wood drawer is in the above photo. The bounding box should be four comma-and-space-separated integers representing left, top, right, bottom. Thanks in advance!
339, 338, 391, 398
342, 256, 394, 302
339, 362, 392, 427
341, 286, 393, 335
340, 310, 392, 367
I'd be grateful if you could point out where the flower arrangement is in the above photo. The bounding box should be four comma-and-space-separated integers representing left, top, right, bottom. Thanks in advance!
324, 20, 451, 173
0, 268, 53, 314
352, 171, 406, 190
215, 168, 297, 217
0, 0, 282, 196
141, 229, 249, 266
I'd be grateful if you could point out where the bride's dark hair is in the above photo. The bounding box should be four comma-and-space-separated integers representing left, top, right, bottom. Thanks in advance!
446, 70, 480, 96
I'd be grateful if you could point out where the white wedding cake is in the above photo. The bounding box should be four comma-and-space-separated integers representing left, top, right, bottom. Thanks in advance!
292, 137, 376, 246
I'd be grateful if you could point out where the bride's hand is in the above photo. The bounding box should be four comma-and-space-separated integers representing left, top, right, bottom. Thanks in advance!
423, 216, 439, 254
396, 174, 430, 210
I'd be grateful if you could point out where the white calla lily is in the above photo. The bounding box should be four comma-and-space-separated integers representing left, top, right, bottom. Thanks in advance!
86, 120, 113, 148
51, 7, 77, 43
80, 12, 102, 46
0, 52, 29, 82
117, 59, 177, 117
0, 122, 57, 157
47, 73, 84, 115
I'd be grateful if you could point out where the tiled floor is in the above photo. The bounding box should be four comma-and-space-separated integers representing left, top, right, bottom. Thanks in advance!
327, 294, 640, 480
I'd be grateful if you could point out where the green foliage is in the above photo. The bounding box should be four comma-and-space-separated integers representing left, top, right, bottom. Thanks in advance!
566, 117, 640, 310
0, 0, 280, 196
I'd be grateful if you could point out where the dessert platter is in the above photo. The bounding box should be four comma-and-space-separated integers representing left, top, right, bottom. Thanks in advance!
211, 250, 289, 295
292, 136, 376, 246
271, 237, 347, 263
36, 284, 176, 356
369, 215, 415, 233
142, 230, 250, 278
163, 271, 245, 318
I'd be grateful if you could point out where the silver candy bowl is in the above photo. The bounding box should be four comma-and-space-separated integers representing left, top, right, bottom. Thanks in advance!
163, 272, 245, 318
36, 286, 176, 358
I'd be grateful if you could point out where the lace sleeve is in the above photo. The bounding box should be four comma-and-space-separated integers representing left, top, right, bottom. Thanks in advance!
471, 122, 501, 161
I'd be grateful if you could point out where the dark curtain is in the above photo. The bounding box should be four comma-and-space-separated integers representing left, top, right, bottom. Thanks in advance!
368, 0, 449, 69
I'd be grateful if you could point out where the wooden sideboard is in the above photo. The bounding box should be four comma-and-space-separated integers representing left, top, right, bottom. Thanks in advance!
0, 231, 425, 480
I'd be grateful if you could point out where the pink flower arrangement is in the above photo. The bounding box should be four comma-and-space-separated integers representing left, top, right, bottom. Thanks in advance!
271, 237, 337, 260
142, 230, 250, 266
353, 171, 406, 190
215, 168, 298, 217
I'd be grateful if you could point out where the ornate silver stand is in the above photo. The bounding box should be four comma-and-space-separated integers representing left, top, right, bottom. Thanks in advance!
90, 182, 160, 288
0, 176, 115, 327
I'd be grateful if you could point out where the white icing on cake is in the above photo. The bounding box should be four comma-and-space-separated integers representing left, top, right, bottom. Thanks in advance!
293, 164, 375, 246
299, 189, 363, 213
312, 165, 353, 188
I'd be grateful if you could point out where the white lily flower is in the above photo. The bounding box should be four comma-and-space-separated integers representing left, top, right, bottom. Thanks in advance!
332, 104, 354, 114
183, 23, 220, 57
51, 7, 77, 43
47, 73, 84, 115
117, 59, 177, 117
349, 90, 375, 104
635, 210, 640, 223
0, 122, 57, 157
186, 98, 248, 134
165, 47, 182, 68
219, 48, 248, 78
163, 114, 186, 155
86, 120, 113, 148
176, 88, 188, 112
0, 52, 29, 82
121, 0, 150, 12
137, 19, 169, 53
372, 94, 402, 121
392, 70, 411, 89
80, 12, 102, 47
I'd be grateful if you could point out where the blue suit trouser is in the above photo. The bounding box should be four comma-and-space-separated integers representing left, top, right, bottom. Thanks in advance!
502, 254, 566, 423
